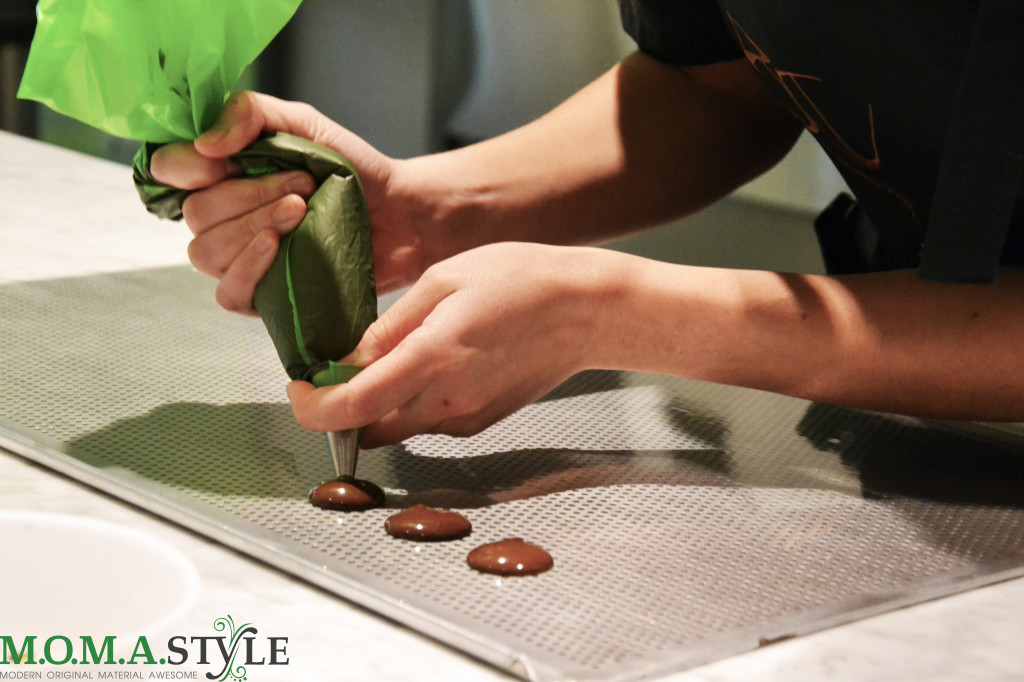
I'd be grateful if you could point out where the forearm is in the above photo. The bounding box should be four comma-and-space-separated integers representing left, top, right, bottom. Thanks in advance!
394, 53, 802, 268
592, 255, 1024, 421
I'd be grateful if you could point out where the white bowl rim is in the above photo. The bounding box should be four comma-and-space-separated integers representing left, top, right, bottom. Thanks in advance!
0, 509, 200, 640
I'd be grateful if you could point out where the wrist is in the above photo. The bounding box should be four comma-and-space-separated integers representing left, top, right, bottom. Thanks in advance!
390, 155, 488, 274
587, 257, 764, 384
567, 249, 676, 374
603, 261, 847, 398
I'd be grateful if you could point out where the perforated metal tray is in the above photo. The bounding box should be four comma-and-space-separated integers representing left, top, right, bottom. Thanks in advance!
3, 266, 1024, 681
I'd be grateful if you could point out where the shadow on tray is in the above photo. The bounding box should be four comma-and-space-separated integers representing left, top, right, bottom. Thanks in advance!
65, 398, 737, 507
798, 403, 1024, 508
65, 394, 1024, 514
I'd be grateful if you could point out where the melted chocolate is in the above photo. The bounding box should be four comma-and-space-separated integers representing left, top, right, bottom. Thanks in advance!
385, 504, 472, 541
309, 476, 385, 511
466, 538, 553, 576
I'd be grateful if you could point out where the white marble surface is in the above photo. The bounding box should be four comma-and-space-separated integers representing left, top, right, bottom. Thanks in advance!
2, 129, 1024, 681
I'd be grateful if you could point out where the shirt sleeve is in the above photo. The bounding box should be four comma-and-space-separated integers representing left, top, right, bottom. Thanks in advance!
618, 0, 742, 66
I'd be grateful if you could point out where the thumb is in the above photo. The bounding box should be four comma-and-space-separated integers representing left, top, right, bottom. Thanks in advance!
193, 91, 267, 159
194, 91, 339, 159
195, 92, 388, 197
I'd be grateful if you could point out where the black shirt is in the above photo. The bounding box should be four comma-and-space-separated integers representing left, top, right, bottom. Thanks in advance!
618, 0, 1024, 277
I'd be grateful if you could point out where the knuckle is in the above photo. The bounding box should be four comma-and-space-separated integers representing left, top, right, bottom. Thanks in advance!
296, 102, 327, 130
358, 317, 393, 357
295, 101, 320, 120
419, 261, 445, 285
236, 209, 265, 242
341, 390, 373, 426
249, 175, 278, 208
422, 260, 464, 292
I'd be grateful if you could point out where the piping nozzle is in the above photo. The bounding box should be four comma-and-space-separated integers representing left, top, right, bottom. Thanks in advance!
325, 429, 359, 479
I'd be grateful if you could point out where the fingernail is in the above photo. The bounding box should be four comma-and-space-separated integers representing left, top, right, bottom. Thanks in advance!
273, 198, 301, 225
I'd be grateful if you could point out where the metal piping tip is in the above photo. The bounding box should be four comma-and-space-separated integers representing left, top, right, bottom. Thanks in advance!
325, 429, 359, 479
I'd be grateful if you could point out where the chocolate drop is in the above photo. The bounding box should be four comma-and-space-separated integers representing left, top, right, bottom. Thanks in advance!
384, 504, 472, 541
466, 538, 553, 576
309, 476, 385, 511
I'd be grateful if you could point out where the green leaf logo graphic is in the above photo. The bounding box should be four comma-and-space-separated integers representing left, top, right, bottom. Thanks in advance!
209, 615, 256, 681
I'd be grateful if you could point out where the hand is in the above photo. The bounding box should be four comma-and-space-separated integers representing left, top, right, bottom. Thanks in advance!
286, 243, 629, 447
149, 92, 423, 314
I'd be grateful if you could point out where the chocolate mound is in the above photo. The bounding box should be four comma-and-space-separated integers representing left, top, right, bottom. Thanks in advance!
466, 538, 553, 576
385, 504, 472, 541
309, 476, 385, 511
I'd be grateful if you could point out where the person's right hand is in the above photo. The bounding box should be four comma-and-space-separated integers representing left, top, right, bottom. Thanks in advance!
149, 92, 423, 314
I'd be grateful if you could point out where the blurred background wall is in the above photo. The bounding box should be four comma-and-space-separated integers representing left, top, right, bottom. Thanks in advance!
5, 0, 846, 273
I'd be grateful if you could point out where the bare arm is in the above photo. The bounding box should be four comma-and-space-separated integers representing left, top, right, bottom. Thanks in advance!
395, 52, 804, 269
289, 246, 1024, 447
281, 53, 1024, 440
596, 260, 1024, 422
159, 50, 1024, 437
153, 52, 801, 303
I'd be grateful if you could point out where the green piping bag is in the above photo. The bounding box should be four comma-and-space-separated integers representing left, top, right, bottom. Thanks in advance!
18, 0, 378, 393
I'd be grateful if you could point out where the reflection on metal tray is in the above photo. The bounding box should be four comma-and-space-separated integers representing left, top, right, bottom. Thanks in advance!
2, 266, 1024, 681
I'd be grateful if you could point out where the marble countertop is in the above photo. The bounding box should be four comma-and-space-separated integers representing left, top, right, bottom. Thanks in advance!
2, 129, 1022, 681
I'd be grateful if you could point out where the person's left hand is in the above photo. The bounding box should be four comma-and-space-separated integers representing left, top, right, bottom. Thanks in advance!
286, 242, 627, 447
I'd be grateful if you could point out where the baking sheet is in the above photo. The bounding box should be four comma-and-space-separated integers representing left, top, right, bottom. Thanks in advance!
3, 265, 1024, 681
